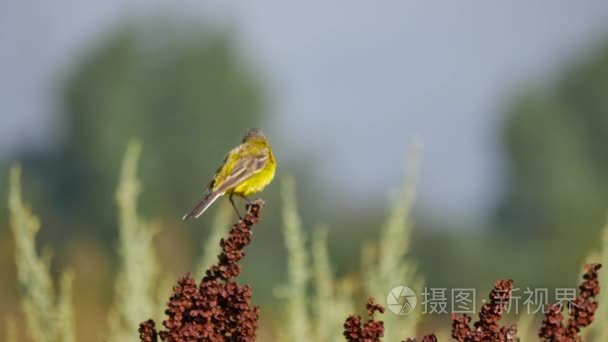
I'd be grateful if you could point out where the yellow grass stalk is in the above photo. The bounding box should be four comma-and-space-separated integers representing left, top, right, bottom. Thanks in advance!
5, 317, 16, 342
364, 142, 424, 341
107, 142, 161, 342
313, 225, 357, 341
57, 271, 75, 342
514, 312, 535, 342
279, 176, 311, 342
8, 165, 76, 342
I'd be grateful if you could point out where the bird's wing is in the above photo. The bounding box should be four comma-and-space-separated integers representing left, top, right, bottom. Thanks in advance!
182, 191, 223, 220
183, 150, 268, 220
212, 151, 269, 194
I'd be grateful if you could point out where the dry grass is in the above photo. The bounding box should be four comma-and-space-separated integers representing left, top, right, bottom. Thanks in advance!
278, 176, 312, 342
107, 141, 163, 342
8, 166, 75, 342
363, 143, 424, 341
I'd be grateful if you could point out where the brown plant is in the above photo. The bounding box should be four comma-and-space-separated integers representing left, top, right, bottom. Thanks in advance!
539, 263, 602, 342
139, 320, 158, 342
342, 298, 438, 342
139, 200, 264, 342
404, 264, 602, 342
451, 279, 517, 342
344, 298, 386, 342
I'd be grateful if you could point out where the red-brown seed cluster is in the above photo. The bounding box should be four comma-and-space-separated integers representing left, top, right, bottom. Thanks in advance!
539, 303, 566, 340
451, 279, 517, 342
451, 314, 473, 341
344, 298, 386, 342
398, 265, 602, 342
139, 319, 158, 342
139, 200, 264, 342
539, 263, 602, 342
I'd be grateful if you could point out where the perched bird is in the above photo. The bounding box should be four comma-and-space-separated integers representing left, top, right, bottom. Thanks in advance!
182, 128, 276, 220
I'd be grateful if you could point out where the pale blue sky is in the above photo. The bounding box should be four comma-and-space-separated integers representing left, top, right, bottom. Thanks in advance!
2, 1, 608, 220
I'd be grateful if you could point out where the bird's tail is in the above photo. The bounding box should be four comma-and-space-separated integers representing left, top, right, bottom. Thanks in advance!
182, 191, 223, 220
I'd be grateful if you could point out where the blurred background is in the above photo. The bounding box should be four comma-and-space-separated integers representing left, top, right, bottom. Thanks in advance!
2, 1, 608, 340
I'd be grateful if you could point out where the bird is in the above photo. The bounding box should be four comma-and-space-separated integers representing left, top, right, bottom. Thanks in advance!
182, 128, 276, 220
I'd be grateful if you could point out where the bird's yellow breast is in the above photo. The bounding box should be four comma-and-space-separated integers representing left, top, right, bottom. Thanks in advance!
231, 155, 276, 196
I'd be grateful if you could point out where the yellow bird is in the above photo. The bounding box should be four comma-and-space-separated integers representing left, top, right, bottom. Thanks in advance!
182, 128, 277, 220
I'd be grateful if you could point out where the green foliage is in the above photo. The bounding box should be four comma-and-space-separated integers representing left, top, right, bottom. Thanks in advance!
22, 17, 267, 234
498, 43, 608, 242
8, 166, 75, 342
107, 141, 162, 342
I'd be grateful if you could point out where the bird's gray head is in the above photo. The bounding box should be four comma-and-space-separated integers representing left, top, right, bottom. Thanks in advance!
243, 128, 266, 141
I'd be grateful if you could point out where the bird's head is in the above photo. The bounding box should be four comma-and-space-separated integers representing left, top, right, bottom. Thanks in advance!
243, 128, 267, 142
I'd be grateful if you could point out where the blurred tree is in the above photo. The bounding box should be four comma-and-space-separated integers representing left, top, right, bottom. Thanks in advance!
20, 18, 268, 237
496, 42, 608, 248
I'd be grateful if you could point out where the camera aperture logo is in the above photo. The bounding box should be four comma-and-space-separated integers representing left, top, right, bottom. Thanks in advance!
387, 285, 417, 315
